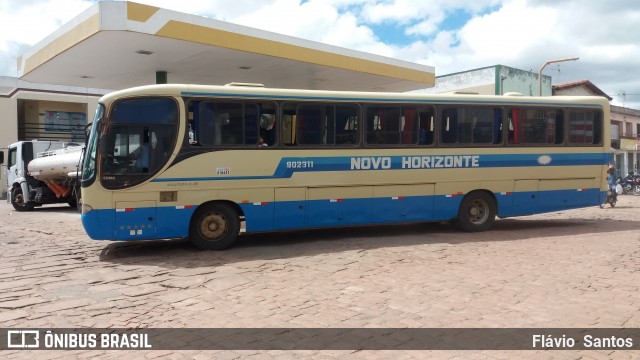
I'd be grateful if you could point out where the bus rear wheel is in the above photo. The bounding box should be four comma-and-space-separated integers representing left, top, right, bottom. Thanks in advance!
456, 191, 496, 232
189, 203, 240, 250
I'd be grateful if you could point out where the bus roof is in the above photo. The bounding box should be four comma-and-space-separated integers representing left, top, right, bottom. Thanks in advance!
99, 83, 611, 108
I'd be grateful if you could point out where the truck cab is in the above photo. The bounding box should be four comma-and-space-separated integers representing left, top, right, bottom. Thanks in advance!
6, 141, 35, 210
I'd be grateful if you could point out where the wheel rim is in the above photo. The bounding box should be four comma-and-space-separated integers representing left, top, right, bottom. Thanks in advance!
199, 211, 228, 241
467, 198, 489, 225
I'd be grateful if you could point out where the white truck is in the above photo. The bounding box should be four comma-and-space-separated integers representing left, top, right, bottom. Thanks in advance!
2, 140, 83, 211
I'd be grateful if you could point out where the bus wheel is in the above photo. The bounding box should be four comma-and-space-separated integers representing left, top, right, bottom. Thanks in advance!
456, 191, 496, 232
11, 186, 34, 212
189, 203, 240, 250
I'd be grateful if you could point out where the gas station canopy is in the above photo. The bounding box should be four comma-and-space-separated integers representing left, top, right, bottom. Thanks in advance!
18, 1, 435, 92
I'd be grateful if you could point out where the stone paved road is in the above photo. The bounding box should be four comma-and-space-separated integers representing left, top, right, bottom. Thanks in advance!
0, 195, 639, 359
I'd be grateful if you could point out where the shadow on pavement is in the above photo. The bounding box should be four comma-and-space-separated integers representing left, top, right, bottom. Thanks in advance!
98, 216, 639, 268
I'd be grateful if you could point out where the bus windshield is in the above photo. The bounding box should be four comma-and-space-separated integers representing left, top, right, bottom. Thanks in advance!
99, 97, 178, 189
81, 104, 103, 184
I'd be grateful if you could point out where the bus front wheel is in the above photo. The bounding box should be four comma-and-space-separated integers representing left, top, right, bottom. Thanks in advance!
456, 191, 496, 232
189, 203, 240, 250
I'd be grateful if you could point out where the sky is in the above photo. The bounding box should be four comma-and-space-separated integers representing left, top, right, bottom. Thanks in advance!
0, 0, 639, 109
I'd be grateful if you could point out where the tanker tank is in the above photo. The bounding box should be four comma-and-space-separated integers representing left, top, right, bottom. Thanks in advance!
28, 145, 84, 181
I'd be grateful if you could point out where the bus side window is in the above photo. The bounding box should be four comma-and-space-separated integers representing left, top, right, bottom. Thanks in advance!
568, 109, 602, 145
469, 107, 500, 145
297, 105, 330, 145
418, 110, 434, 145
282, 108, 297, 146
510, 107, 563, 145
286, 103, 358, 146
188, 101, 199, 145
244, 104, 259, 145
366, 106, 401, 145
554, 110, 564, 144
507, 107, 519, 144
197, 102, 248, 146
335, 106, 358, 145
493, 108, 502, 144
260, 113, 276, 146
440, 109, 457, 144
401, 108, 418, 144
197, 102, 216, 145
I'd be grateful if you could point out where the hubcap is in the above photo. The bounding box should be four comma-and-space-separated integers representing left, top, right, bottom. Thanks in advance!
468, 199, 489, 224
199, 212, 227, 241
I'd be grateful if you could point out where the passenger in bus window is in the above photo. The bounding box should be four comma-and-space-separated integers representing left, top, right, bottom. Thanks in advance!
260, 114, 275, 145
258, 130, 268, 147
129, 132, 150, 173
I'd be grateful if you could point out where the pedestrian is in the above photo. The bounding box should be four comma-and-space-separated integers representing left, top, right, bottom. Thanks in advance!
607, 166, 618, 202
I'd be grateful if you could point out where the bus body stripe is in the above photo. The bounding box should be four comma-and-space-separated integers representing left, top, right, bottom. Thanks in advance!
151, 152, 608, 183
81, 188, 606, 241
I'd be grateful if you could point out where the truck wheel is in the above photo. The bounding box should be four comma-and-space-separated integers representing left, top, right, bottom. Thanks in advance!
456, 191, 496, 232
189, 203, 240, 250
76, 195, 83, 214
11, 187, 34, 212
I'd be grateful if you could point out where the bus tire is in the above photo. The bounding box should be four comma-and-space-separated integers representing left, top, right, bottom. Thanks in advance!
11, 186, 34, 212
189, 203, 240, 250
456, 191, 496, 232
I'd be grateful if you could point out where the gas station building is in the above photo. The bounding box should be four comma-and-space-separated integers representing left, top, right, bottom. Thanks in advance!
0, 1, 436, 198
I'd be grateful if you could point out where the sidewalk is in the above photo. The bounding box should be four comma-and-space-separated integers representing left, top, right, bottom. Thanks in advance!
1, 196, 639, 359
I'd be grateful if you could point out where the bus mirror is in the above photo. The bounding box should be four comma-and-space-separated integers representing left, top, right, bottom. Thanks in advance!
0, 150, 4, 165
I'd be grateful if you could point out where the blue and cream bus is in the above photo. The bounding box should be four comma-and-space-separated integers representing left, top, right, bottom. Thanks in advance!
80, 83, 610, 249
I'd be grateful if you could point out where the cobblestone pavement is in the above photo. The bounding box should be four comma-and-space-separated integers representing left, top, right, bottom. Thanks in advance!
0, 195, 639, 360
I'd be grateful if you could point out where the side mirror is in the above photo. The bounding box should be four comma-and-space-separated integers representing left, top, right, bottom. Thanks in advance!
0, 150, 4, 165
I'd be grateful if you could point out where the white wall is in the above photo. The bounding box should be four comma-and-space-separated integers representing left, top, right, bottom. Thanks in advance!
0, 77, 108, 199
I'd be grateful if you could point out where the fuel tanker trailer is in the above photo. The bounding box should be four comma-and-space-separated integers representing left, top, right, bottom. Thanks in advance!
3, 140, 83, 211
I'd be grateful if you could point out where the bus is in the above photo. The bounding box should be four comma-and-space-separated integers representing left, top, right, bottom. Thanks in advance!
80, 83, 610, 250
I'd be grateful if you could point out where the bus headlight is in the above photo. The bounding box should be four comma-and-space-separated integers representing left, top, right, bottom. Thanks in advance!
81, 203, 94, 214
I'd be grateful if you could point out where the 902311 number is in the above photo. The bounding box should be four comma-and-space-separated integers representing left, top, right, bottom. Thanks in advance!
286, 161, 314, 169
